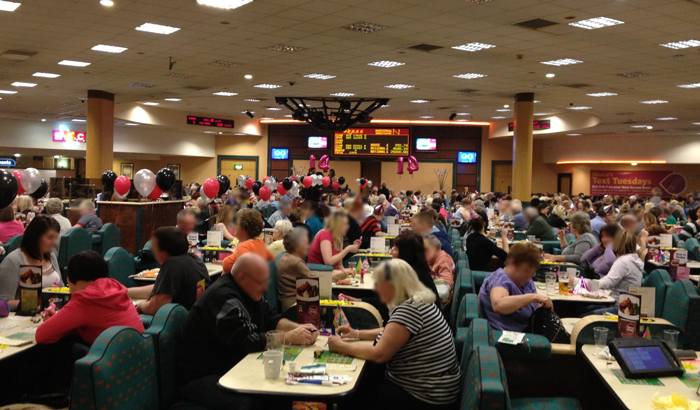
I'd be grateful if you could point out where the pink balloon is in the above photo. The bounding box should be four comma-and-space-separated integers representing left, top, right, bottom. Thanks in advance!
332, 181, 340, 190
259, 185, 272, 201
309, 155, 316, 170
397, 157, 404, 175
114, 176, 131, 196
303, 176, 313, 188
203, 178, 220, 199
277, 182, 288, 195
246, 178, 254, 190
319, 155, 330, 171
408, 156, 419, 172
322, 176, 331, 187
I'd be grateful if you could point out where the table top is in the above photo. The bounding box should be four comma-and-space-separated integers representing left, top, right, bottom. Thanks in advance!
218, 335, 369, 398
581, 344, 700, 410
0, 313, 37, 360
535, 283, 616, 304
648, 260, 700, 269
133, 262, 223, 282
332, 274, 375, 291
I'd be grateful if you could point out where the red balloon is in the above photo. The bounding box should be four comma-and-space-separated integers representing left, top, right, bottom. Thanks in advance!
332, 181, 340, 190
114, 176, 131, 196
259, 185, 272, 201
148, 186, 163, 200
12, 170, 24, 195
303, 176, 313, 188
322, 176, 331, 187
203, 178, 220, 199
290, 175, 296, 182
262, 176, 270, 184
245, 178, 254, 190
277, 182, 288, 195
361, 182, 367, 188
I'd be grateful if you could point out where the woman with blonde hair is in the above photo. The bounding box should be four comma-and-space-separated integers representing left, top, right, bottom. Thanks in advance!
546, 204, 568, 229
642, 212, 658, 230
16, 195, 34, 214
307, 211, 359, 269
214, 204, 237, 241
328, 259, 461, 409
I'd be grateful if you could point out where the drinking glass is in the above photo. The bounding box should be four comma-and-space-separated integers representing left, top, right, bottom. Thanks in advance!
266, 330, 285, 352
594, 327, 609, 348
545, 272, 557, 296
558, 271, 569, 295
664, 329, 680, 350
263, 351, 283, 380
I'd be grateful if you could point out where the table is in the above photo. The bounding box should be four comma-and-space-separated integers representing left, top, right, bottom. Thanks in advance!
218, 335, 369, 398
649, 260, 700, 275
133, 262, 224, 283
0, 313, 37, 360
535, 283, 616, 304
581, 344, 700, 410
332, 275, 375, 292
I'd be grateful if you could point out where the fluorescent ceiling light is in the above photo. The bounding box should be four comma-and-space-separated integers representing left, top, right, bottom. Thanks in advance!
11, 82, 36, 87
546, 73, 556, 78
569, 17, 624, 30
241, 111, 254, 114
100, 0, 113, 5
58, 60, 90, 67
567, 106, 592, 110
196, 0, 253, 10
135, 23, 180, 35
0, 90, 18, 94
72, 119, 86, 122
492, 116, 506, 119
164, 98, 181, 101
213, 92, 238, 96
631, 125, 653, 129
660, 39, 700, 49
92, 44, 128, 53
693, 122, 700, 125
234, 133, 246, 136
495, 109, 511, 112
283, 115, 293, 118
304, 73, 336, 80
385, 84, 414, 89
677, 83, 700, 89
534, 113, 551, 116
125, 123, 138, 126
41, 119, 45, 121
381, 105, 389, 108
567, 134, 582, 136
640, 100, 668, 104
260, 117, 273, 120
419, 116, 433, 119
244, 99, 260, 102
33, 72, 60, 78
142, 102, 159, 106
266, 108, 281, 111
453, 73, 487, 79
244, 74, 252, 79
587, 92, 617, 97
456, 113, 470, 116
254, 84, 281, 89
452, 42, 495, 52
541, 58, 583, 66
367, 60, 404, 68
0, 1, 21, 12
330, 92, 354, 97
410, 100, 430, 103
656, 117, 677, 120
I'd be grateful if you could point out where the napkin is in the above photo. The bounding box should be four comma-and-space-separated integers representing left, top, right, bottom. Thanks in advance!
652, 393, 700, 410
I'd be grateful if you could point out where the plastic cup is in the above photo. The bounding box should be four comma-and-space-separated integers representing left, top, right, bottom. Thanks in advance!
266, 330, 285, 352
545, 272, 557, 296
263, 351, 283, 380
664, 329, 680, 350
594, 327, 609, 347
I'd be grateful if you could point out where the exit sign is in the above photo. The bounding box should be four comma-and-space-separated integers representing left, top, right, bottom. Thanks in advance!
234, 164, 243, 170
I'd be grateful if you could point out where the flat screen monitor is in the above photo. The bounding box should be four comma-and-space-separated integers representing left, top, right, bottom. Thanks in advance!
458, 151, 477, 164
308, 136, 328, 149
415, 138, 437, 151
333, 128, 410, 157
271, 148, 289, 160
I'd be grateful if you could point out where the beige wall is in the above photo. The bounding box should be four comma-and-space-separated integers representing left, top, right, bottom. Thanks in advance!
215, 125, 268, 180
112, 156, 216, 184
531, 140, 558, 194
381, 161, 454, 194
291, 159, 363, 187
479, 128, 512, 192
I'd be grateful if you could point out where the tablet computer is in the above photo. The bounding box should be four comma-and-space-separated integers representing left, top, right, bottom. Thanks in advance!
609, 338, 684, 379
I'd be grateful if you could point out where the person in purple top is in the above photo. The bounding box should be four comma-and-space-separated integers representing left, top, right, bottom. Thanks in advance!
580, 223, 620, 278
478, 243, 552, 332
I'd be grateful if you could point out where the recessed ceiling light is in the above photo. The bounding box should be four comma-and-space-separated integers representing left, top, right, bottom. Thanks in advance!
569, 17, 624, 30
33, 72, 60, 78
266, 44, 303, 53
11, 82, 36, 87
640, 100, 668, 104
660, 39, 700, 49
343, 21, 386, 33
213, 91, 238, 96
244, 99, 260, 102
41, 119, 46, 122
72, 119, 86, 122
693, 122, 700, 125
567, 133, 582, 136
304, 73, 336, 80
656, 117, 677, 120
453, 73, 487, 79
492, 116, 506, 119
534, 113, 550, 116
451, 42, 496, 52
546, 73, 556, 78
367, 60, 405, 68
261, 117, 273, 120
241, 111, 255, 114
135, 23, 180, 35
53, 155, 59, 159
631, 162, 638, 166
196, 0, 253, 10
541, 58, 583, 66
125, 123, 138, 126
330, 92, 355, 97
419, 116, 434, 119
13, 153, 20, 158
587, 92, 617, 97
142, 102, 159, 106
58, 60, 90, 67
266, 108, 281, 111
164, 98, 181, 101
130, 82, 153, 88
534, 100, 541, 103
456, 113, 470, 116
244, 74, 253, 79
677, 83, 700, 89
631, 125, 652, 129
254, 84, 281, 89
0, 1, 21, 12
385, 84, 414, 89
0, 90, 18, 94
495, 109, 511, 112
100, 0, 113, 5
567, 106, 592, 110
381, 105, 389, 108
92, 44, 128, 53
504, 105, 510, 108
410, 100, 430, 103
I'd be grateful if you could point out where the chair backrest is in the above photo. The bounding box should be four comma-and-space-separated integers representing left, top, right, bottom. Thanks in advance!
565, 233, 576, 245
104, 247, 136, 288
682, 238, 700, 261
643, 269, 674, 317
662, 280, 700, 349
144, 304, 188, 410
1, 234, 22, 261
71, 327, 159, 410
461, 346, 508, 410
551, 228, 558, 238
58, 227, 93, 269
514, 232, 527, 241
456, 292, 478, 329
472, 270, 491, 294
94, 223, 121, 256
266, 260, 279, 310
457, 318, 492, 365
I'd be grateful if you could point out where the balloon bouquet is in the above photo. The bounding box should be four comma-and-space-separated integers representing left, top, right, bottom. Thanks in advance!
0, 167, 51, 213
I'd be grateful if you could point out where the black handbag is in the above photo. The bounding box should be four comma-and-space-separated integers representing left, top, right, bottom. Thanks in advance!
530, 307, 571, 344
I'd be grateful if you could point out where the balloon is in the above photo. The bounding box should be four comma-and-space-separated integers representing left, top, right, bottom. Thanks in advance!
114, 176, 131, 196
282, 178, 293, 190
265, 178, 275, 189
338, 176, 345, 185
101, 170, 118, 191
134, 169, 156, 197
20, 168, 42, 194
322, 177, 331, 187
309, 155, 316, 170
290, 175, 296, 182
319, 155, 330, 172
237, 175, 247, 187
199, 186, 210, 203
31, 179, 48, 200
356, 178, 361, 186
332, 181, 340, 190
203, 178, 220, 199
397, 157, 404, 175
155, 168, 176, 191
0, 170, 19, 209
259, 185, 272, 201
277, 182, 288, 195
12, 170, 24, 195
217, 175, 231, 195
263, 176, 269, 183
367, 180, 373, 188
360, 178, 367, 188
246, 178, 254, 190
148, 186, 163, 200
303, 176, 313, 188
408, 156, 419, 172
252, 181, 262, 196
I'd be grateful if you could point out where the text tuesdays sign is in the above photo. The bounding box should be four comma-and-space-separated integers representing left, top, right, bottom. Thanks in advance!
590, 170, 688, 196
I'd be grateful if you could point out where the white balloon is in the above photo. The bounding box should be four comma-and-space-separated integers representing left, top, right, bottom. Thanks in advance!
367, 180, 373, 188
356, 178, 361, 186
200, 186, 211, 203
20, 168, 42, 194
134, 169, 156, 197
237, 175, 246, 187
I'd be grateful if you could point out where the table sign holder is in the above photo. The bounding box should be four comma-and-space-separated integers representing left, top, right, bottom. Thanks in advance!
387, 224, 400, 237
18, 265, 42, 316
617, 292, 641, 338
296, 278, 320, 329
674, 249, 690, 281
370, 237, 385, 254
309, 271, 332, 300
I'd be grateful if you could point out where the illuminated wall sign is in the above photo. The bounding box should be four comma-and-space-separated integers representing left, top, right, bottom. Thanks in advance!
56, 158, 70, 169
415, 138, 437, 151
53, 129, 86, 143
187, 116, 234, 128
271, 148, 289, 160
458, 151, 477, 164
308, 136, 328, 149
0, 158, 16, 167
333, 128, 410, 157
507, 120, 551, 132
234, 164, 243, 170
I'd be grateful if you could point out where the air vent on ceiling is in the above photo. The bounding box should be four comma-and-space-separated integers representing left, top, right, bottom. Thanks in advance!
514, 19, 558, 30
616, 112, 634, 116
409, 44, 443, 52
183, 85, 209, 91
563, 83, 592, 88
167, 73, 195, 79
0, 49, 37, 61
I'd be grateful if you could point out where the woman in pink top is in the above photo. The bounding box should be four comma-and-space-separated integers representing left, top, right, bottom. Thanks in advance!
307, 211, 360, 269
425, 234, 455, 304
0, 205, 24, 244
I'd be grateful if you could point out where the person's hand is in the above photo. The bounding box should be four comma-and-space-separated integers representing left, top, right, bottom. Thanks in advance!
42, 308, 56, 321
500, 228, 508, 239
339, 293, 358, 302
337, 325, 357, 340
346, 242, 360, 253
557, 229, 566, 239
285, 324, 318, 345
543, 253, 553, 260
327, 335, 344, 352
533, 293, 552, 308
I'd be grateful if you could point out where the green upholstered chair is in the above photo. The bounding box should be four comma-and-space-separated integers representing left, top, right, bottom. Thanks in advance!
456, 293, 479, 328
134, 239, 161, 272
682, 238, 700, 261
0, 234, 22, 262
662, 279, 700, 350
58, 227, 94, 272
472, 270, 491, 294
449, 266, 474, 328
565, 233, 576, 245
266, 260, 279, 311
144, 304, 188, 409
104, 247, 136, 288
458, 257, 470, 271
70, 327, 159, 410
455, 319, 551, 363
307, 263, 333, 271
540, 240, 561, 254
551, 228, 558, 238
456, 319, 492, 364
643, 269, 674, 318
514, 232, 527, 241
92, 223, 121, 256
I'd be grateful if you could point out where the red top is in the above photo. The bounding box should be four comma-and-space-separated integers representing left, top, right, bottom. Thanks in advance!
36, 278, 145, 345
0, 221, 24, 244
308, 230, 340, 268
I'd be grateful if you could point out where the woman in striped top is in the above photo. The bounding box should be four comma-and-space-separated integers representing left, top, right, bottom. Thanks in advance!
328, 259, 461, 410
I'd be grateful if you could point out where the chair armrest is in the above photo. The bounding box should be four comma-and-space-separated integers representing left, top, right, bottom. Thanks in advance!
491, 330, 551, 361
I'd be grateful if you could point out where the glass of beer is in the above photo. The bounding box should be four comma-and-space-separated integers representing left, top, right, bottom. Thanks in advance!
558, 271, 569, 295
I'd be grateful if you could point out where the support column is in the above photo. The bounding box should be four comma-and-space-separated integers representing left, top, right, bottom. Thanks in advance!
86, 90, 115, 179
512, 92, 534, 201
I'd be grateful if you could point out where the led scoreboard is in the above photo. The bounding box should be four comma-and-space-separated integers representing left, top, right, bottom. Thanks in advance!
333, 128, 410, 157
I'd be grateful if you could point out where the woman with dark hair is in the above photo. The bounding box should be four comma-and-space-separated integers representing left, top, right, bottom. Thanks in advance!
303, 200, 324, 239
581, 223, 620, 277
0, 215, 62, 308
389, 231, 442, 311
466, 217, 509, 272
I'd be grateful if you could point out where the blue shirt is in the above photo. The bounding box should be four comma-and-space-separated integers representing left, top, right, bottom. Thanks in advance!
512, 212, 529, 231
77, 213, 103, 234
478, 268, 538, 332
590, 215, 606, 241
430, 226, 454, 258
305, 215, 324, 239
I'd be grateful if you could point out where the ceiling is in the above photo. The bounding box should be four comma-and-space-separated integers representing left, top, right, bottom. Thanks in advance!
1, 0, 700, 138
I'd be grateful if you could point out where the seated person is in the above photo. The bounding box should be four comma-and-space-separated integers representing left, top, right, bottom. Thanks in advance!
410, 211, 453, 258
267, 198, 291, 228
288, 207, 312, 245
679, 207, 700, 243
308, 211, 360, 269
544, 211, 598, 264
424, 235, 454, 305
525, 206, 555, 241
175, 208, 197, 236
546, 204, 568, 229
388, 231, 442, 311
510, 199, 529, 231
128, 227, 211, 314
580, 223, 620, 277
36, 251, 144, 345
267, 219, 293, 258
213, 205, 236, 241
73, 200, 103, 234
0, 204, 24, 243
194, 197, 212, 236
222, 208, 273, 273
45, 198, 71, 236
0, 215, 62, 308
478, 243, 552, 332
360, 204, 387, 249
178, 254, 319, 409
343, 200, 364, 262
328, 259, 461, 410
466, 217, 508, 271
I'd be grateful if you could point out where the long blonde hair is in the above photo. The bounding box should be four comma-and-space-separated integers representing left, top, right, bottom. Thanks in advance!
373, 259, 435, 311
17, 195, 34, 212
216, 204, 236, 226
320, 211, 346, 251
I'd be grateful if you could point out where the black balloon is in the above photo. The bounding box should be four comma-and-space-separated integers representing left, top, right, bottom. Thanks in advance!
0, 169, 18, 209
216, 175, 231, 196
282, 178, 293, 190
101, 170, 117, 190
252, 181, 262, 196
31, 179, 48, 200
338, 176, 345, 185
360, 178, 366, 186
155, 168, 176, 191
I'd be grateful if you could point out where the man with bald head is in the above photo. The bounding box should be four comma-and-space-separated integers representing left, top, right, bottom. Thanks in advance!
178, 253, 318, 409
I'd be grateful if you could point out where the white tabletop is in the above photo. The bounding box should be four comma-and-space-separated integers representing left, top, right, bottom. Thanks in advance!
0, 313, 37, 360
332, 274, 375, 291
218, 335, 369, 397
133, 262, 223, 282
581, 344, 700, 410
535, 283, 616, 304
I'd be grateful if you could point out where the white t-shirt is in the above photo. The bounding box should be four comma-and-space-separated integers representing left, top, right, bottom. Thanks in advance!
51, 214, 72, 236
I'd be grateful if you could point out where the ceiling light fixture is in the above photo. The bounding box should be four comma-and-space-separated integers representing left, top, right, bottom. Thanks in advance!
100, 0, 113, 5
451, 42, 496, 52
567, 133, 582, 136
196, 0, 253, 10
0, 0, 21, 12
33, 72, 60, 78
304, 73, 336, 80
266, 44, 303, 53
631, 162, 637, 166
453, 73, 487, 79
410, 100, 430, 103
384, 84, 414, 89
330, 92, 355, 97
456, 113, 470, 116
244, 99, 260, 102
142, 102, 159, 106
495, 109, 511, 112
91, 44, 128, 53
541, 58, 583, 66
660, 39, 700, 49
343, 22, 386, 33
213, 91, 238, 96
164, 98, 181, 101
0, 90, 18, 94
13, 153, 20, 158
125, 123, 138, 126
677, 83, 700, 88
641, 100, 668, 104
569, 16, 624, 29
11, 82, 36, 87
367, 60, 405, 68
567, 106, 592, 110
631, 125, 653, 129
254, 84, 281, 89
656, 117, 677, 120
420, 116, 434, 119
241, 111, 254, 114
58, 60, 90, 67
135, 23, 180, 35
244, 74, 253, 79
72, 119, 86, 122
41, 119, 46, 122
546, 73, 555, 78
492, 116, 506, 119
587, 92, 617, 97
53, 155, 59, 159
266, 108, 281, 111
534, 113, 551, 116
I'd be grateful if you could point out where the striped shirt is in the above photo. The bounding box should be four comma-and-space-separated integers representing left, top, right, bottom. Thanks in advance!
679, 222, 700, 243
360, 216, 381, 249
375, 300, 461, 405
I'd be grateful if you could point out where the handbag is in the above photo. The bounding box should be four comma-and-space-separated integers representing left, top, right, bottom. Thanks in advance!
530, 306, 571, 344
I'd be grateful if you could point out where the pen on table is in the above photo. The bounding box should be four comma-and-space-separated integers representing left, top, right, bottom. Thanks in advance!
298, 380, 338, 386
